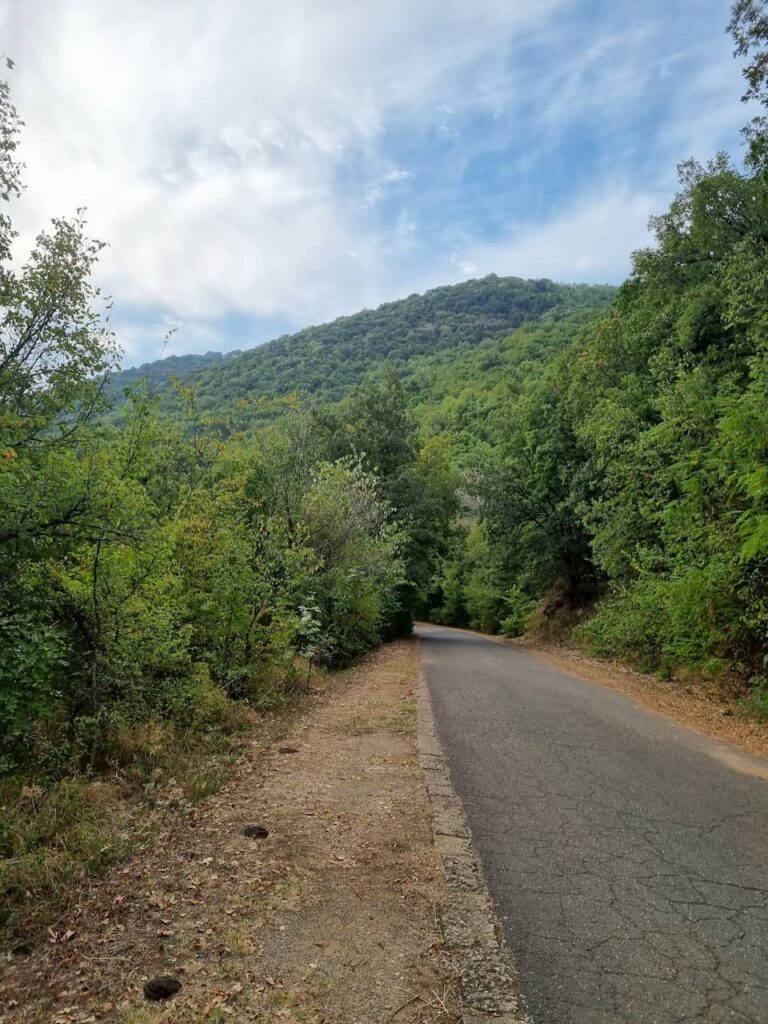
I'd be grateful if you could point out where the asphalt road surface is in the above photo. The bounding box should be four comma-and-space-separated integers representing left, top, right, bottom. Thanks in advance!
416, 623, 768, 1024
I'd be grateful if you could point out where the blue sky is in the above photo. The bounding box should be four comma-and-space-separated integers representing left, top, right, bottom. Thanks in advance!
1, 0, 750, 368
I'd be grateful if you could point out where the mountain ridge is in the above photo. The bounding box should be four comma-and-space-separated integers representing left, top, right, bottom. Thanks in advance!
106, 274, 616, 420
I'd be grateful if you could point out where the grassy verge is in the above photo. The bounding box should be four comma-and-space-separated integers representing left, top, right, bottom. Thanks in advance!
0, 678, 315, 944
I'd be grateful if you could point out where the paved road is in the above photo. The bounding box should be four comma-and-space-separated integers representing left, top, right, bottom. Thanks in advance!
416, 623, 768, 1024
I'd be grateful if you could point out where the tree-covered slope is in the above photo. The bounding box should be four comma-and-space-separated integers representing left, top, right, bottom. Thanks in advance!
404, 304, 609, 460
430, 154, 768, 706
112, 276, 615, 420
106, 349, 233, 401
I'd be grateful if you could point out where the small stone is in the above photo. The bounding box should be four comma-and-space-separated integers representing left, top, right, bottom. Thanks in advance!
243, 825, 269, 839
143, 976, 181, 1001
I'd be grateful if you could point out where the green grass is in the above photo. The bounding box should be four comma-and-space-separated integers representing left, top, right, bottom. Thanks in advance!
0, 777, 135, 938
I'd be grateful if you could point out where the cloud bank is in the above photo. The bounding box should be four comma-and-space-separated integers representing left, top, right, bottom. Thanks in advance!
0, 0, 749, 363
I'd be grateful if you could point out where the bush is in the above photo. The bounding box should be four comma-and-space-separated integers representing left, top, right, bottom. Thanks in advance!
575, 577, 671, 671
464, 569, 504, 633
164, 664, 238, 731
0, 615, 68, 773
577, 560, 749, 678
499, 586, 536, 637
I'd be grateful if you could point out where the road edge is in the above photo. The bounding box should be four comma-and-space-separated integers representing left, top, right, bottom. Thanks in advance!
415, 646, 532, 1024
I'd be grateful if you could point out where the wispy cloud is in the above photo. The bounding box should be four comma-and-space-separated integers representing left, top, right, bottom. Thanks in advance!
464, 188, 662, 284
0, 0, 749, 363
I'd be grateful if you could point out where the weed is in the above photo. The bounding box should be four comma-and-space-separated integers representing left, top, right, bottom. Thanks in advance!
184, 764, 231, 804
223, 921, 261, 957
261, 985, 327, 1024
0, 778, 133, 938
390, 697, 417, 736
267, 874, 302, 914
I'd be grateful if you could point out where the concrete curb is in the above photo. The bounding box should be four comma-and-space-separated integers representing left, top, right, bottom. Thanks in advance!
416, 667, 532, 1024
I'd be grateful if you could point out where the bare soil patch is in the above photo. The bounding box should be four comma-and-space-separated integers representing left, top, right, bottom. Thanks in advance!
0, 641, 459, 1024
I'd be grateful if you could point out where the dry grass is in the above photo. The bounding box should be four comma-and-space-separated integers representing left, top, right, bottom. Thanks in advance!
1, 640, 462, 1024
0, 778, 136, 940
0, 688, 305, 945
390, 696, 418, 735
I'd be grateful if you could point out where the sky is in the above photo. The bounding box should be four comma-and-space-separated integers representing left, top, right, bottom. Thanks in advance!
0, 0, 751, 368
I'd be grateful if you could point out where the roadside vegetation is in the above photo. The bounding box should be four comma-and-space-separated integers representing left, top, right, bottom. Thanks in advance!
0, 70, 456, 935
425, 5, 768, 720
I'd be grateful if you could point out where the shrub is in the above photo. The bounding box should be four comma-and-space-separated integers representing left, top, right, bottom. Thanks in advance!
575, 577, 671, 671
499, 586, 536, 638
0, 615, 68, 773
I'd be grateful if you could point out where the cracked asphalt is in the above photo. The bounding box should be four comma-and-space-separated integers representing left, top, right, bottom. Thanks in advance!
416, 623, 768, 1024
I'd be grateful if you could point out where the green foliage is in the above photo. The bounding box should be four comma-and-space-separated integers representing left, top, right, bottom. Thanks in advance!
0, 615, 68, 770
499, 587, 537, 639
105, 276, 614, 425
466, 148, 768, 699
300, 457, 404, 663
729, 0, 768, 166
575, 579, 672, 671
0, 73, 417, 779
6, 0, 768, 810
105, 349, 230, 404
416, 12, 768, 713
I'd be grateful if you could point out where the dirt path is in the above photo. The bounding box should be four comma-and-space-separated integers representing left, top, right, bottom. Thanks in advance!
1, 640, 460, 1024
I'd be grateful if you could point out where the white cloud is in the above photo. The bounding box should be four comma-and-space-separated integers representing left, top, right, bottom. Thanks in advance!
0, 0, 750, 363
2, 0, 565, 329
463, 189, 660, 284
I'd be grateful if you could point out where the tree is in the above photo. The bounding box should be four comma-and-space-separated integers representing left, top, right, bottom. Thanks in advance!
729, 0, 768, 166
0, 70, 121, 766
300, 458, 404, 663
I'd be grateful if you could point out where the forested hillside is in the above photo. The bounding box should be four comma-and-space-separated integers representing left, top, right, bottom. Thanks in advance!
105, 349, 231, 400
434, 149, 768, 710
108, 277, 614, 423
424, 1, 768, 717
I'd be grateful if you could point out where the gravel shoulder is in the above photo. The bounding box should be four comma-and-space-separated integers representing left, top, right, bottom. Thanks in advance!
1, 640, 463, 1024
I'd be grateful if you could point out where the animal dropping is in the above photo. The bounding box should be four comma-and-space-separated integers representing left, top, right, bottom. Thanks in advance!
143, 976, 182, 1001
243, 824, 269, 839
